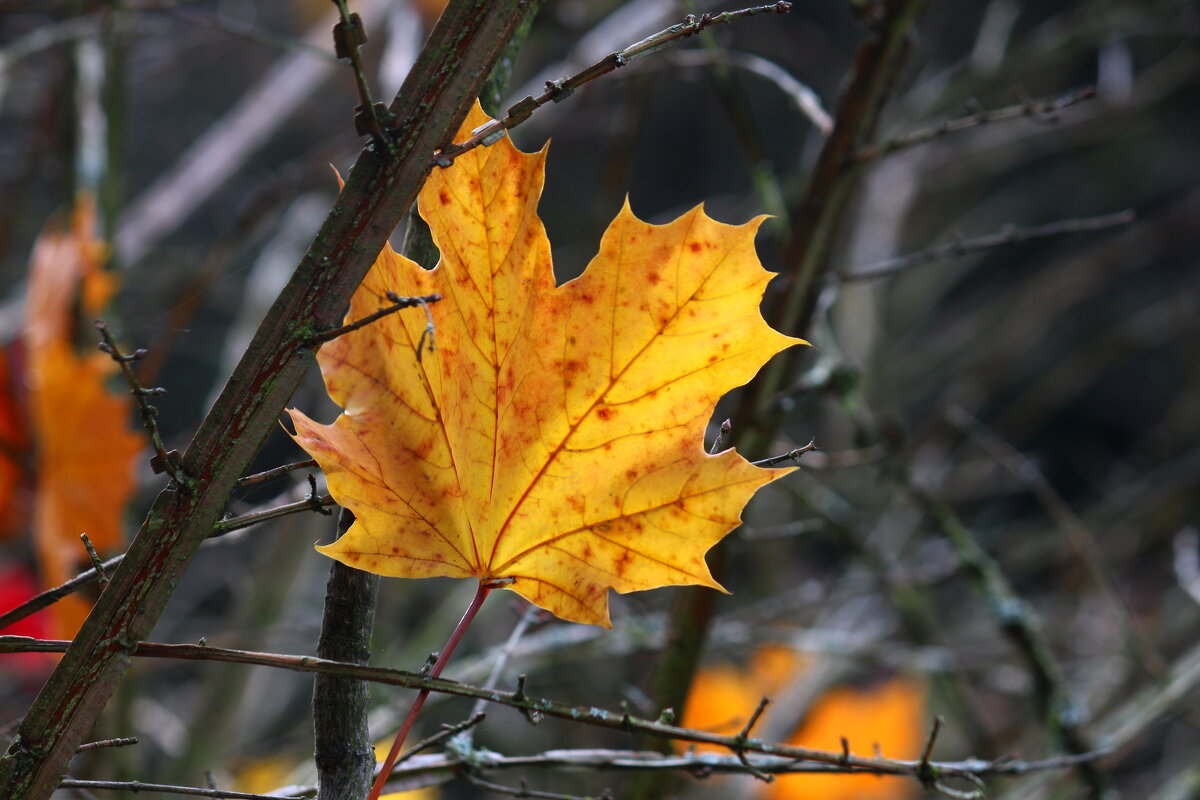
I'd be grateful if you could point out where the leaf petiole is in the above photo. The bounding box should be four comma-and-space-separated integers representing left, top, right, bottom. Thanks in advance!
366, 581, 492, 800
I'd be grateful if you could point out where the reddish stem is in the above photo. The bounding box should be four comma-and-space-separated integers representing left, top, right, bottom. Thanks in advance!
366, 581, 492, 800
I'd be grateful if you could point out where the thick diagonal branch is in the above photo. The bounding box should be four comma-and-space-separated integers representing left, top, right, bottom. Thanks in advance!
0, 3, 536, 798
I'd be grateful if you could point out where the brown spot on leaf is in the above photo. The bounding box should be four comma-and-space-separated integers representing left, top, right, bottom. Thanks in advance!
439, 190, 450, 206
689, 242, 702, 253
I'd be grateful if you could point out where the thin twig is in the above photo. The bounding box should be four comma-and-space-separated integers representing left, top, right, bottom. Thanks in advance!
916, 715, 943, 789
462, 773, 610, 800
0, 635, 1113, 785
79, 534, 108, 588
396, 713, 485, 768
853, 85, 1097, 163
56, 779, 311, 799
709, 419, 733, 455
752, 440, 817, 467
732, 698, 773, 781
838, 210, 1137, 282
236, 459, 318, 487
216, 493, 337, 533
331, 0, 389, 143
75, 738, 139, 753
435, 2, 793, 167
307, 292, 441, 347
95, 319, 188, 485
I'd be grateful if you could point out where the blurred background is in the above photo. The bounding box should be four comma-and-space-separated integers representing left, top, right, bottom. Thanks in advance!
1, 0, 1198, 798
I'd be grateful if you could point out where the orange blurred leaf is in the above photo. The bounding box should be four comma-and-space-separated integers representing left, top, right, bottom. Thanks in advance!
765, 677, 926, 800
682, 645, 926, 800
22, 197, 142, 638
288, 103, 804, 627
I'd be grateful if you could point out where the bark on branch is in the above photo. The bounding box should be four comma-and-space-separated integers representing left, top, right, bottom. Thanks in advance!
0, 3, 536, 798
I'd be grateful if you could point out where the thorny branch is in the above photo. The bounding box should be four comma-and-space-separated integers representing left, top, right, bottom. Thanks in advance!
0, 636, 1113, 790
51, 743, 1118, 800
853, 85, 1098, 163
331, 0, 389, 143
94, 320, 187, 485
838, 210, 1137, 282
435, 2, 793, 167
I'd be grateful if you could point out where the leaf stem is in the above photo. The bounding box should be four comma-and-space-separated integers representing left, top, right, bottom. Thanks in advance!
368, 582, 492, 800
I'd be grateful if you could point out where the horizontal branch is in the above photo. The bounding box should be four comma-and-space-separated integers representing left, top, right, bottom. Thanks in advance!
0, 636, 1110, 786
752, 440, 817, 467
235, 459, 318, 487
436, 2, 793, 166
853, 85, 1097, 164
838, 210, 1136, 282
394, 744, 1113, 781
216, 493, 336, 533
306, 292, 440, 347
53, 743, 1113, 800
57, 779, 310, 800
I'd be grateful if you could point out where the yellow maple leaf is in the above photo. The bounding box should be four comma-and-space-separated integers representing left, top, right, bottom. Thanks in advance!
289, 103, 803, 627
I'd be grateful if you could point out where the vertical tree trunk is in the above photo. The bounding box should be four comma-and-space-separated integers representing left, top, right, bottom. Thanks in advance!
314, 509, 381, 800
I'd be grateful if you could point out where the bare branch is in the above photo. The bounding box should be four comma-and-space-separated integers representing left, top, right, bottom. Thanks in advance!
57, 778, 310, 800
217, 494, 337, 533
436, 2, 793, 166
853, 85, 1097, 163
75, 738, 138, 753
307, 293, 441, 347
0, 636, 1113, 785
753, 440, 817, 467
330, 0, 389, 143
839, 210, 1136, 282
235, 459, 318, 488
95, 320, 188, 485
